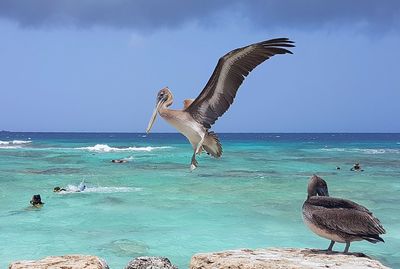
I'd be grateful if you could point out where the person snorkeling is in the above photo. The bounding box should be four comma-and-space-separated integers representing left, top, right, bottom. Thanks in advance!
111, 159, 127, 163
30, 194, 44, 208
54, 180, 86, 193
53, 186, 67, 193
350, 162, 364, 171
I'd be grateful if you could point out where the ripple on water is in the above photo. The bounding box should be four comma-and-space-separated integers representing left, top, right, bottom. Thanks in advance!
99, 239, 149, 257
134, 162, 188, 171
43, 155, 85, 164
102, 196, 126, 204
0, 150, 49, 158
24, 167, 82, 175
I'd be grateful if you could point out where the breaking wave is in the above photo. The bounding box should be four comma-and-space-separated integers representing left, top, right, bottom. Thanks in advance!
59, 185, 142, 194
0, 140, 32, 149
321, 147, 400, 154
0, 140, 32, 145
77, 144, 171, 152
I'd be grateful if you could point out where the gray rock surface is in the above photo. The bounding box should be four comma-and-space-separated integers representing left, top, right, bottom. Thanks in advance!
9, 255, 109, 269
190, 248, 390, 269
125, 256, 178, 269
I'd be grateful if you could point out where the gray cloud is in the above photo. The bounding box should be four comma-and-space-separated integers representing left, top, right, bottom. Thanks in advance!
0, 0, 399, 32
241, 0, 400, 32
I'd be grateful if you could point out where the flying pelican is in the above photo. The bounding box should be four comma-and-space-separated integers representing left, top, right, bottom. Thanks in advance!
146, 38, 294, 170
303, 175, 385, 253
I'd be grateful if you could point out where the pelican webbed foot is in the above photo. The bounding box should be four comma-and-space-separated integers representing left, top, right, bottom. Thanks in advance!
309, 249, 334, 254
342, 252, 369, 258
190, 154, 198, 171
308, 241, 335, 254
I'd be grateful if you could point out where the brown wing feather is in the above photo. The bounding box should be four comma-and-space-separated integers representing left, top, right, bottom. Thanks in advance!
307, 196, 372, 214
185, 38, 294, 129
309, 196, 386, 236
312, 208, 386, 237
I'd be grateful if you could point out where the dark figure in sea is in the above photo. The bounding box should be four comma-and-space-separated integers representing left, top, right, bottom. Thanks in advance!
350, 163, 363, 171
111, 159, 127, 163
302, 175, 385, 253
54, 180, 86, 193
30, 194, 44, 207
53, 186, 67, 192
336, 166, 341, 170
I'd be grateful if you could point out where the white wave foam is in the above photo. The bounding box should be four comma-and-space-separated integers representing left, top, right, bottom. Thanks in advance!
321, 148, 400, 154
362, 148, 400, 154
321, 148, 346, 152
84, 186, 142, 193
0, 140, 32, 149
0, 140, 32, 145
60, 185, 142, 194
77, 144, 171, 152
0, 145, 22, 149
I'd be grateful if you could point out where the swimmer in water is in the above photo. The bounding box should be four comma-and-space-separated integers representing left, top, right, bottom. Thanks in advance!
30, 194, 44, 207
54, 180, 86, 193
111, 159, 127, 163
53, 186, 67, 192
350, 162, 363, 171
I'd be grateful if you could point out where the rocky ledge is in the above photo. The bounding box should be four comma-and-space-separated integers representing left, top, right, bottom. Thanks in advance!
8, 249, 390, 269
9, 255, 109, 269
190, 248, 390, 269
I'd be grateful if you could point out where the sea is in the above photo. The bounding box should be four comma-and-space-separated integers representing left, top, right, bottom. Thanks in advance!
0, 132, 399, 268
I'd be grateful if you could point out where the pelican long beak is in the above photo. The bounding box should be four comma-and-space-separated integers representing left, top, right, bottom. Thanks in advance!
146, 99, 163, 134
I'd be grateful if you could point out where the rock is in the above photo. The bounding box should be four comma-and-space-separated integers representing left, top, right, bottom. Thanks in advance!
9, 255, 109, 269
190, 248, 390, 269
125, 256, 178, 269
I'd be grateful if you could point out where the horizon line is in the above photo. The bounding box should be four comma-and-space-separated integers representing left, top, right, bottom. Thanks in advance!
1, 131, 400, 135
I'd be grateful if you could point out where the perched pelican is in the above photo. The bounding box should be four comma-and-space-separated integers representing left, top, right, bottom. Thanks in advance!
146, 38, 294, 170
302, 175, 385, 253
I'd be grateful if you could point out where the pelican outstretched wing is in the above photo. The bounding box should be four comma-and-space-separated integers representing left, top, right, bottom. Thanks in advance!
185, 38, 294, 129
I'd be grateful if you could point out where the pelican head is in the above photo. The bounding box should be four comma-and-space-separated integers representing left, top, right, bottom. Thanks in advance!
307, 174, 329, 198
146, 87, 173, 133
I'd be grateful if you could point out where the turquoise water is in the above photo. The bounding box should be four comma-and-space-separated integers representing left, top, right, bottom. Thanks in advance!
0, 132, 399, 268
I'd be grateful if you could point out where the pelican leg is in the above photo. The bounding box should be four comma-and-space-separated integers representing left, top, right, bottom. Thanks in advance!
327, 240, 335, 252
343, 242, 351, 253
196, 135, 205, 154
190, 135, 205, 171
190, 153, 198, 170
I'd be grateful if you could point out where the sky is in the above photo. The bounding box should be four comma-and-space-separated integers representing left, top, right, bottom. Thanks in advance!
0, 0, 399, 133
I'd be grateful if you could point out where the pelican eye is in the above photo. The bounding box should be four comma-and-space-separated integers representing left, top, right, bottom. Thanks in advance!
158, 92, 166, 101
